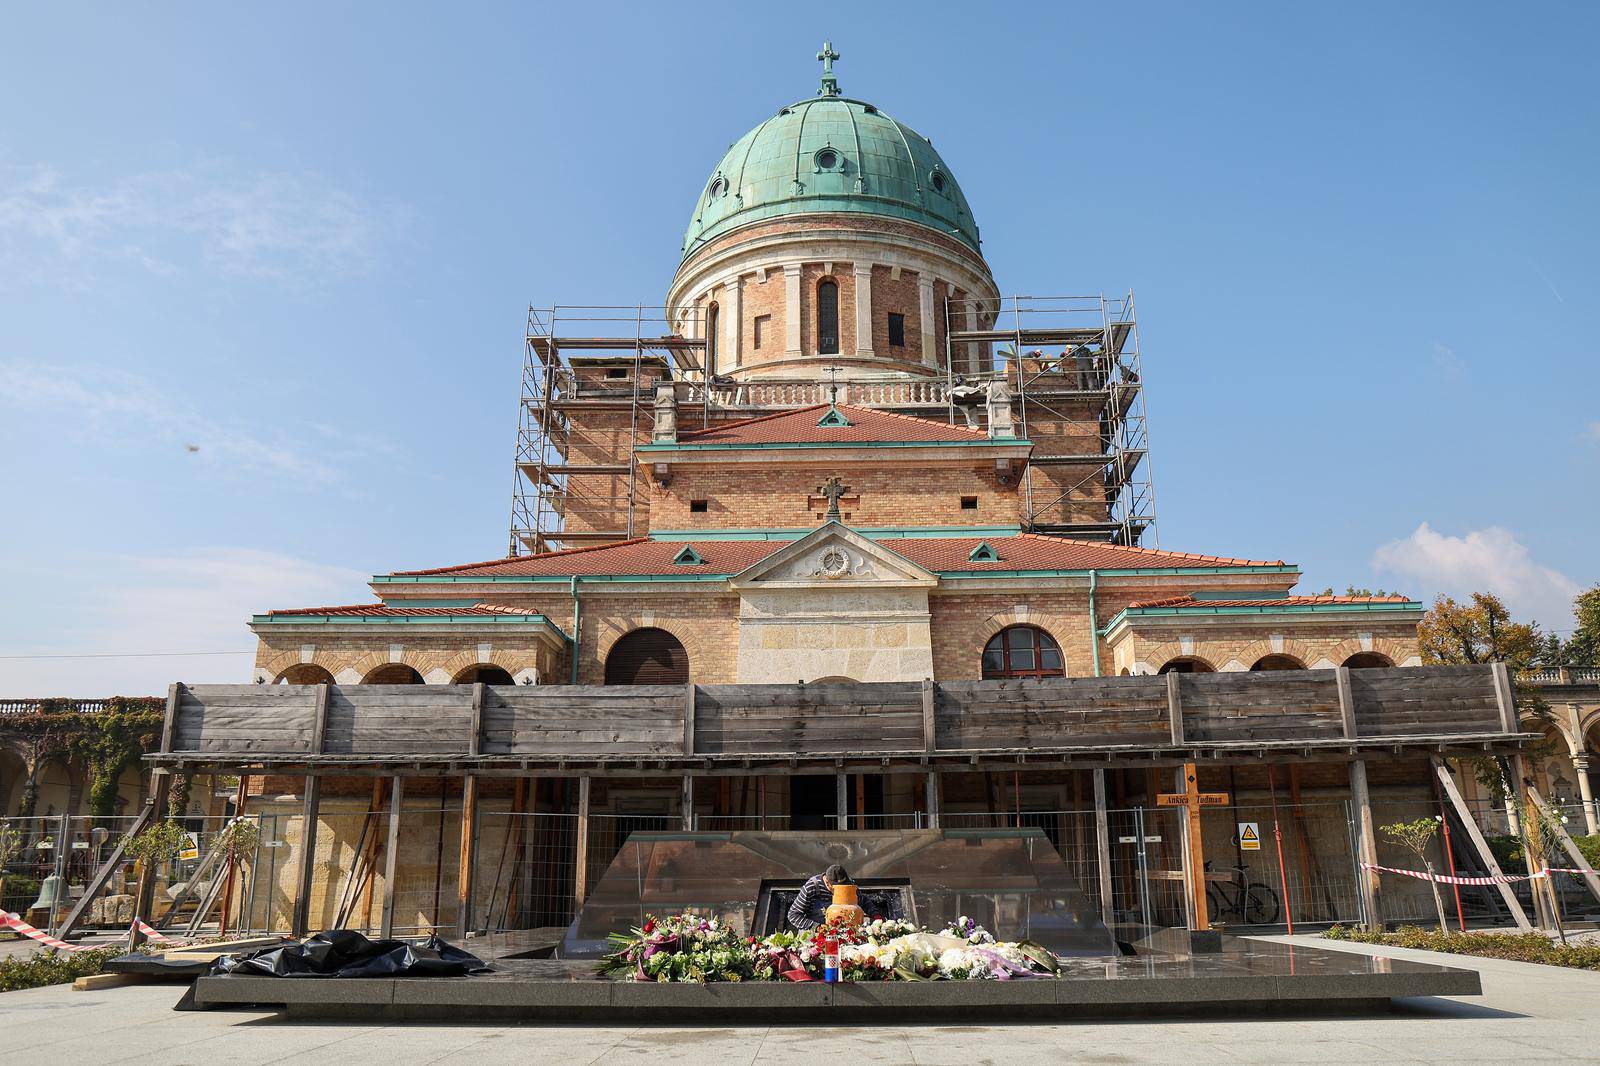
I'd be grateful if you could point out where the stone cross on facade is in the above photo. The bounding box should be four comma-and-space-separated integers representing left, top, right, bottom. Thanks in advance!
817, 476, 850, 521
823, 365, 844, 406
817, 41, 840, 97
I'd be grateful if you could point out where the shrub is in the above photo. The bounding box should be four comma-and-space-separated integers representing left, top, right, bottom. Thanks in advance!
0, 948, 121, 993
1323, 924, 1600, 971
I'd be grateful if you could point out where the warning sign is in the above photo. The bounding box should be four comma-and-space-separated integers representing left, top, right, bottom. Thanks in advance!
179, 831, 200, 862
1238, 822, 1261, 852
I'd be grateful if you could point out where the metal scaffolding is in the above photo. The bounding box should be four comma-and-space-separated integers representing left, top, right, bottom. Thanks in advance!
508, 305, 705, 556
945, 293, 1157, 547
509, 292, 1156, 556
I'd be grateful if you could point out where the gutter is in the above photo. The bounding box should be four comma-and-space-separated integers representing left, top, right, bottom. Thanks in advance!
569, 576, 582, 684
1088, 569, 1102, 677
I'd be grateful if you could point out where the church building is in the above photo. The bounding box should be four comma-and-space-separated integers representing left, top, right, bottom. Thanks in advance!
194, 47, 1528, 937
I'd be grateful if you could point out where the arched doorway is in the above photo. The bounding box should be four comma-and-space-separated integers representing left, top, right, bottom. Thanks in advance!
275, 663, 334, 685
1251, 655, 1305, 672
605, 628, 689, 685
1159, 657, 1215, 674
454, 664, 515, 685
363, 663, 425, 685
982, 625, 1066, 680
1342, 652, 1393, 670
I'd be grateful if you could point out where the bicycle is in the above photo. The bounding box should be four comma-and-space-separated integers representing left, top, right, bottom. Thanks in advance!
1204, 860, 1281, 925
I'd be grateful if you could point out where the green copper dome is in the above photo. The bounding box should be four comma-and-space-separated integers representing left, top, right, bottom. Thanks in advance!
683, 49, 981, 259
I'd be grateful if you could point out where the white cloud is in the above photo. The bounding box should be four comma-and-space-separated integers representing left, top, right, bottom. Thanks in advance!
1373, 522, 1580, 625
1584, 421, 1600, 446
0, 163, 399, 287
0, 548, 368, 697
0, 359, 388, 486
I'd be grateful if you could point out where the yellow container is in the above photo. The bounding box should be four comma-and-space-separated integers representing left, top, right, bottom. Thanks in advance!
824, 883, 865, 929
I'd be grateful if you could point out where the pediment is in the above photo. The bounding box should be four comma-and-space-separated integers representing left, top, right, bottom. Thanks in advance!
729, 522, 938, 590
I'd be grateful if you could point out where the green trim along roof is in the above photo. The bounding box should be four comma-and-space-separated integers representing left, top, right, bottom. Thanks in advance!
683, 93, 981, 259
1102, 599, 1423, 633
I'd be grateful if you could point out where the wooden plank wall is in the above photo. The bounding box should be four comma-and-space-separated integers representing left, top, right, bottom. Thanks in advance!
1350, 665, 1502, 737
172, 685, 317, 754
936, 676, 1170, 749
166, 665, 1507, 759
1178, 671, 1344, 744
323, 685, 474, 755
482, 686, 684, 756
695, 682, 923, 754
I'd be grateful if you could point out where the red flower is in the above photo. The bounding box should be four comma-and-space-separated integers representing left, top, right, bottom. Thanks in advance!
642, 919, 656, 934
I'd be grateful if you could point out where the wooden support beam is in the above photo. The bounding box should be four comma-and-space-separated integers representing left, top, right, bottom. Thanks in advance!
921, 678, 937, 753
1349, 759, 1383, 929
925, 769, 941, 829
681, 775, 694, 830
1335, 667, 1357, 740
128, 783, 170, 951
456, 775, 479, 938
379, 775, 404, 939
1092, 768, 1114, 929
1431, 758, 1532, 931
1491, 661, 1518, 734
1527, 782, 1600, 906
289, 683, 331, 939
836, 772, 848, 831
1166, 672, 1184, 746
1507, 753, 1553, 929
683, 682, 696, 756
573, 776, 592, 906
61, 801, 154, 942
290, 777, 323, 938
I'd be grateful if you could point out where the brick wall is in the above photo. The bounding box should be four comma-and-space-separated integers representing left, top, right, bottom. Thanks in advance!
649, 461, 1022, 530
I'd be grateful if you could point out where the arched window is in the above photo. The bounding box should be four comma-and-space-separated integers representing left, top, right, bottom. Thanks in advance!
982, 625, 1066, 680
454, 664, 515, 685
605, 627, 689, 685
1343, 652, 1393, 670
705, 302, 719, 376
274, 663, 334, 685
363, 663, 424, 684
1159, 657, 1215, 674
816, 280, 839, 355
1250, 654, 1305, 672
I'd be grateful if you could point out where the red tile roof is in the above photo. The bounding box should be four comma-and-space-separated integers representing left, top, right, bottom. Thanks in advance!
389, 539, 785, 578
1124, 594, 1415, 609
670, 404, 997, 446
386, 534, 1286, 579
262, 603, 546, 618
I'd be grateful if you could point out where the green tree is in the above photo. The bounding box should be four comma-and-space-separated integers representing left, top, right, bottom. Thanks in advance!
1566, 585, 1600, 667
1380, 817, 1450, 932
1419, 593, 1544, 669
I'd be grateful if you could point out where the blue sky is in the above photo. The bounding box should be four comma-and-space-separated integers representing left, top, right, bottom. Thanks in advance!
2, 3, 1595, 694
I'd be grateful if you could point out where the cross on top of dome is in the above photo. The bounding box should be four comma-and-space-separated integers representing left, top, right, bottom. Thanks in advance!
816, 40, 840, 97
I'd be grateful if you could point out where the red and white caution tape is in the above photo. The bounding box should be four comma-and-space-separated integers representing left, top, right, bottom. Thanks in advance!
1362, 862, 1596, 885
131, 918, 177, 945
1, 911, 89, 952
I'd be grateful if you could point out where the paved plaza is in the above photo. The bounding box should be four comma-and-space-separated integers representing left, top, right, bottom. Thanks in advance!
0, 936, 1597, 1065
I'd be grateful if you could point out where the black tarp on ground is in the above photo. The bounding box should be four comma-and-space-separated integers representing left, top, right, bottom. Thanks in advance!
211, 930, 488, 978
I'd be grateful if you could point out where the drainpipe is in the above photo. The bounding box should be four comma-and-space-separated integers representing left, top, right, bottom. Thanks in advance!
569, 573, 582, 681
1088, 569, 1102, 677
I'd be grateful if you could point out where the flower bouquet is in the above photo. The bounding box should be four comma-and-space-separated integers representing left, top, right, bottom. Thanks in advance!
597, 910, 1061, 983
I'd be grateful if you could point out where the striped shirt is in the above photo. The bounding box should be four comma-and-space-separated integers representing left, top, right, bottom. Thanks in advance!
787, 874, 831, 930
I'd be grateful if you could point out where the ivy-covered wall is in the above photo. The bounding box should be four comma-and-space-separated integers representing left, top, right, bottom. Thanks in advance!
0, 698, 163, 820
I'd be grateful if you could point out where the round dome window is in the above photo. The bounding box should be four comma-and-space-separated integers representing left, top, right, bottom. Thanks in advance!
815, 148, 840, 171
708, 176, 728, 198
930, 170, 947, 194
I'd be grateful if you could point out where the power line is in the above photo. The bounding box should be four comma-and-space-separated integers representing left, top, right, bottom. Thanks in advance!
0, 649, 252, 660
